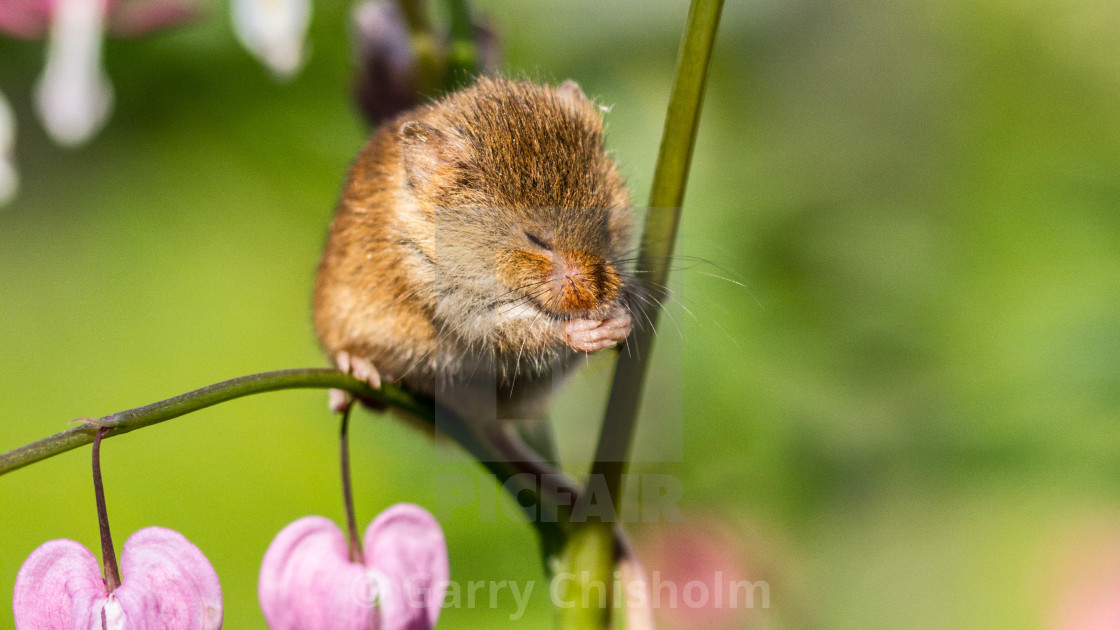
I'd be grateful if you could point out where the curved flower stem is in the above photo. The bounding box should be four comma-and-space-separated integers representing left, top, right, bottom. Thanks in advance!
0, 368, 571, 553
339, 404, 363, 563
92, 427, 121, 592
0, 369, 417, 476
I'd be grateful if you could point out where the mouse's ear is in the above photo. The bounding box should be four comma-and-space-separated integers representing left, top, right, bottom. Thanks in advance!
399, 121, 454, 192
553, 80, 582, 100
555, 80, 588, 106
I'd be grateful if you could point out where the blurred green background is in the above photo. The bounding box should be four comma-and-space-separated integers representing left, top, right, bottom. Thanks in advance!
4, 0, 1120, 627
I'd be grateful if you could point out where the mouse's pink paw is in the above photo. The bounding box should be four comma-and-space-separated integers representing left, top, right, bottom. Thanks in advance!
565, 313, 633, 353
329, 351, 384, 412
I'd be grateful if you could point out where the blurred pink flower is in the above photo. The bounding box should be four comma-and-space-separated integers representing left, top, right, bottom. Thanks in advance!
259, 503, 448, 630
638, 517, 757, 629
0, 0, 197, 39
0, 0, 50, 39
13, 526, 223, 629
1050, 526, 1120, 630
0, 0, 197, 148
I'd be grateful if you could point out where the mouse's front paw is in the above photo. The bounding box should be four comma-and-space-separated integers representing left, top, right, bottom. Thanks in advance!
565, 313, 633, 353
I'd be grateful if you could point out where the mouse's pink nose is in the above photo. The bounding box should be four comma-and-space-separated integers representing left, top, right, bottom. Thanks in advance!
547, 250, 620, 315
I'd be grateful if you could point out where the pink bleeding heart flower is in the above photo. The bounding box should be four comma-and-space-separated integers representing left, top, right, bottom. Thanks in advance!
0, 0, 198, 40
259, 504, 448, 630
0, 0, 198, 149
13, 526, 223, 629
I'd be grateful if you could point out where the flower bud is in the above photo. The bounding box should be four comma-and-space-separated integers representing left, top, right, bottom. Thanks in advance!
350, 0, 418, 126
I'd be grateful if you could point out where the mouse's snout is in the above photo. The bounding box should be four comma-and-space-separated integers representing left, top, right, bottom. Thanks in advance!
548, 249, 621, 314
497, 248, 622, 316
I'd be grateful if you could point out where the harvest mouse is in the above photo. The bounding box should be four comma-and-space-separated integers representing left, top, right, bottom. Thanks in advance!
313, 77, 635, 421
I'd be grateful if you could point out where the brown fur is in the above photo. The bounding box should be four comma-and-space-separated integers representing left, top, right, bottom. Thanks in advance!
313, 77, 633, 419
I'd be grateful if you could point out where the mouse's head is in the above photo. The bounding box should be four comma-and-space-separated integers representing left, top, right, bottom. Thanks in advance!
396, 78, 633, 326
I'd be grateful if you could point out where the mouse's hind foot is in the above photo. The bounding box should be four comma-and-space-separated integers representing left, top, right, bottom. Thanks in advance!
328, 351, 386, 413
336, 351, 382, 389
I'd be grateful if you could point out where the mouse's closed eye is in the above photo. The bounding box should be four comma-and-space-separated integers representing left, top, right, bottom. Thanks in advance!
524, 231, 552, 251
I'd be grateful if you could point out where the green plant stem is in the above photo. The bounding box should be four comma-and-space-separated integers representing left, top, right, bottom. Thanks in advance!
577, 0, 725, 625
0, 367, 574, 552
0, 369, 397, 475
0, 369, 510, 492
592, 0, 724, 507
555, 524, 615, 629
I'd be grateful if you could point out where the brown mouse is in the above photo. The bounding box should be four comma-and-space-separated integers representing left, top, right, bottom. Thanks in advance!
313, 77, 635, 421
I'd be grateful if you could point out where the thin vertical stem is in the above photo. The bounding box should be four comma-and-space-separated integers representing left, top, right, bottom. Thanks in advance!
570, 2, 725, 626
92, 428, 121, 592
340, 405, 363, 563
591, 0, 725, 512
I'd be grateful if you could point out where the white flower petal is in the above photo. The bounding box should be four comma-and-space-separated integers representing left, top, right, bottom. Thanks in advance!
102, 596, 127, 630
33, 0, 113, 147
0, 89, 18, 205
232, 0, 311, 80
